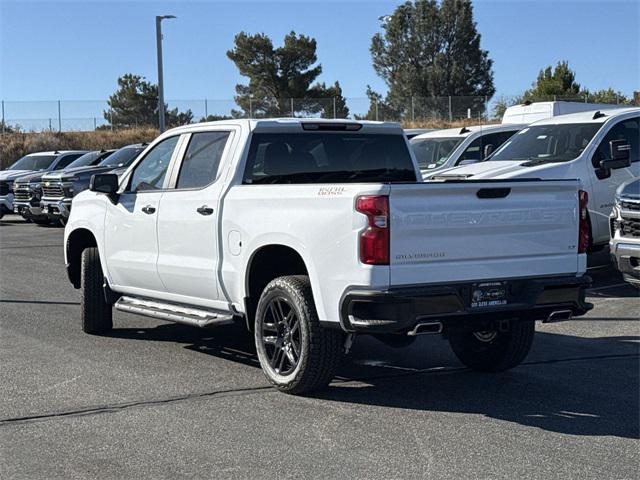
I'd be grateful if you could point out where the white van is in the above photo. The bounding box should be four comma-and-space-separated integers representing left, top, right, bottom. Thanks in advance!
429, 107, 640, 248
410, 124, 525, 175
502, 101, 620, 124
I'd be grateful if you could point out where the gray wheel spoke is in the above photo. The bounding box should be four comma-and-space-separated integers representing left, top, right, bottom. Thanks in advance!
263, 335, 277, 346
290, 318, 299, 335
277, 347, 287, 372
283, 310, 294, 327
268, 303, 281, 324
275, 299, 287, 324
285, 348, 296, 365
290, 337, 300, 357
263, 322, 278, 332
271, 346, 283, 369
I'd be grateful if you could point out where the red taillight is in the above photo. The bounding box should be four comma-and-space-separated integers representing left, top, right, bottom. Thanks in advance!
356, 195, 389, 265
578, 190, 589, 254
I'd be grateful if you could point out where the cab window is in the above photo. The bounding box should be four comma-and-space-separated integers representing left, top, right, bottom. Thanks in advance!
176, 131, 230, 189
458, 130, 518, 164
129, 136, 179, 192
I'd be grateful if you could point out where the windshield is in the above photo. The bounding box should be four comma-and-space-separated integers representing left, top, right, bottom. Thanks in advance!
489, 123, 602, 163
66, 151, 113, 169
99, 146, 144, 168
243, 133, 417, 184
410, 137, 464, 170
8, 154, 57, 171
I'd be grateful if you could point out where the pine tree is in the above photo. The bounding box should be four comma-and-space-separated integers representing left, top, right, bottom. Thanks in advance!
369, 0, 495, 120
104, 74, 192, 128
227, 31, 347, 117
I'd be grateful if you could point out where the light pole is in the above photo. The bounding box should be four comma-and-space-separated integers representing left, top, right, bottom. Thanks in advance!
156, 15, 176, 133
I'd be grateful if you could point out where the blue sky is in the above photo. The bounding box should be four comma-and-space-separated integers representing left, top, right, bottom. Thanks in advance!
1, 0, 639, 116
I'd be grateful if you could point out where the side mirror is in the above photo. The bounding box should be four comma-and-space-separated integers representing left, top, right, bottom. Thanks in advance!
90, 173, 119, 203
610, 139, 631, 161
483, 144, 494, 160
600, 140, 631, 170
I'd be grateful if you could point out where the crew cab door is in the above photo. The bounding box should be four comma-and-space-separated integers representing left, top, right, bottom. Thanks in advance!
103, 135, 181, 292
588, 116, 639, 243
156, 129, 235, 304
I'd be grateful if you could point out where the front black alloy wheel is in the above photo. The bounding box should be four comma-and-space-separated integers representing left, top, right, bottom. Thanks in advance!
255, 276, 343, 394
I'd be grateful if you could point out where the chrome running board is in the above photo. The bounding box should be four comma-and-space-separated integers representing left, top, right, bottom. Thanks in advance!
115, 296, 234, 328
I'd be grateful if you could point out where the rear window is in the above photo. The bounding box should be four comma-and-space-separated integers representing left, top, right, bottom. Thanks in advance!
99, 147, 145, 168
8, 154, 57, 171
66, 150, 113, 169
243, 133, 417, 184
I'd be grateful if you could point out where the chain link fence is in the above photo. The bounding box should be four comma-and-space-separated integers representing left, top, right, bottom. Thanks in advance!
0, 94, 632, 133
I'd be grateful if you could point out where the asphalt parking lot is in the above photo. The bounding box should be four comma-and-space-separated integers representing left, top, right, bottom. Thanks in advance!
0, 214, 638, 480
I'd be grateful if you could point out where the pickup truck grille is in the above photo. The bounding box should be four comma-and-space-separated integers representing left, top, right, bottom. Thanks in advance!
620, 200, 640, 212
13, 183, 32, 201
0, 181, 9, 196
620, 218, 640, 238
42, 183, 65, 198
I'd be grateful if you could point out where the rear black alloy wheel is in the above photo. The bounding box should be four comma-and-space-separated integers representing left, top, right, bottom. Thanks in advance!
261, 297, 302, 376
255, 276, 343, 394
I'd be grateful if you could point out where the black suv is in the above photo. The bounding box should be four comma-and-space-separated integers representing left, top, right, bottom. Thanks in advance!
13, 151, 88, 223
39, 144, 147, 225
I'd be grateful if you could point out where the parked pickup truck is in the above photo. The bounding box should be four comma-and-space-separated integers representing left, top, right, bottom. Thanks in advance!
428, 108, 640, 249
64, 119, 593, 394
40, 144, 146, 225
610, 177, 640, 288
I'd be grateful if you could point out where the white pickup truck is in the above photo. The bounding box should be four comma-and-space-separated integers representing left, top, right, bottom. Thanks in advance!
64, 119, 592, 394
429, 108, 640, 248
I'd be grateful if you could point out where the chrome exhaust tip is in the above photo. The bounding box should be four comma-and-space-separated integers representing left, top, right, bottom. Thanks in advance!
407, 321, 443, 336
544, 310, 573, 324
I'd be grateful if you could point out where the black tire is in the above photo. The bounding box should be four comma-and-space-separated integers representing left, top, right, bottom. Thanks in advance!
254, 275, 343, 394
81, 247, 112, 334
448, 320, 535, 372
58, 217, 67, 227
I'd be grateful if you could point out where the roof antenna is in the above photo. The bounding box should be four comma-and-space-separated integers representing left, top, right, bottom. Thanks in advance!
592, 111, 607, 120
460, 127, 470, 134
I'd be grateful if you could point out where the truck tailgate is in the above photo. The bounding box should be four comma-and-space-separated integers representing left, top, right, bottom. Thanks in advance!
389, 180, 581, 286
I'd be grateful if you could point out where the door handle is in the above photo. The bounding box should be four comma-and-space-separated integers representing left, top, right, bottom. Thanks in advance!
197, 205, 214, 216
141, 205, 156, 214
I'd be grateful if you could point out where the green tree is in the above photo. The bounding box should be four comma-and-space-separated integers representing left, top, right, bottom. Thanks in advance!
199, 114, 233, 122
313, 81, 350, 118
523, 61, 581, 101
0, 120, 20, 133
227, 31, 348, 117
104, 74, 193, 128
369, 0, 495, 120
356, 86, 400, 121
584, 88, 632, 105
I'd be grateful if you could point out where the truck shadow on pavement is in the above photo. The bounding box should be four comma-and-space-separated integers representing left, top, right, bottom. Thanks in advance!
109, 322, 639, 440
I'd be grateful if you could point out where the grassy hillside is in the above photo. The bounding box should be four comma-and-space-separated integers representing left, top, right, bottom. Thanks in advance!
0, 129, 158, 169
0, 118, 498, 169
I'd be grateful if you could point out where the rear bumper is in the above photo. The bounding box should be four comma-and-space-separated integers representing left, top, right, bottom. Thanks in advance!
339, 275, 592, 334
